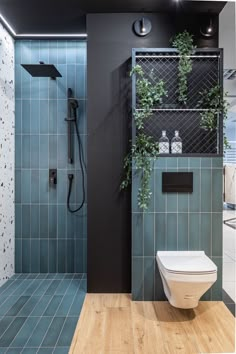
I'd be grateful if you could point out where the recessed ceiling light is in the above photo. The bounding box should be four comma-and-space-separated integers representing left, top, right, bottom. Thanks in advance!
0, 13, 87, 38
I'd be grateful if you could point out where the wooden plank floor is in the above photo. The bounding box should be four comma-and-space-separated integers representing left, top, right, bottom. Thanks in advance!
69, 294, 235, 354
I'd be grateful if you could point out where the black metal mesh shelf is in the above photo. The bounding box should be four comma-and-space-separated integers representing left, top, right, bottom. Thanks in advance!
132, 48, 223, 156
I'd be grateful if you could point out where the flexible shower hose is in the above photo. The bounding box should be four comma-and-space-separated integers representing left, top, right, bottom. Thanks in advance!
67, 106, 86, 213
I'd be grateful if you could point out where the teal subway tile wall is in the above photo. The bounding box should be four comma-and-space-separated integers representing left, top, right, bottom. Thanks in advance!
132, 157, 223, 301
15, 40, 87, 273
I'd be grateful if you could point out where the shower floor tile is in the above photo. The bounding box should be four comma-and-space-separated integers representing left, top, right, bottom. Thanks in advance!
0, 274, 86, 354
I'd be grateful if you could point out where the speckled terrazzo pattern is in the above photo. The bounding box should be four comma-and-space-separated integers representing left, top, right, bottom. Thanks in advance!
0, 23, 15, 286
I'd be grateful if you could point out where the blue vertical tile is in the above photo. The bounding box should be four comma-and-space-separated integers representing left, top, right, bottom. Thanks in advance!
178, 213, 188, 250
15, 65, 22, 99
132, 257, 143, 301
67, 64, 76, 92
177, 157, 189, 168
74, 239, 83, 273
49, 135, 57, 167
201, 158, 212, 168
49, 240, 57, 273
166, 158, 178, 168
166, 213, 177, 250
39, 100, 49, 134
22, 135, 30, 168
15, 100, 22, 134
31, 170, 39, 203
22, 239, 31, 272
58, 43, 67, 64
201, 169, 212, 212
132, 213, 143, 256
144, 213, 154, 257
31, 40, 40, 63
58, 240, 66, 273
189, 213, 200, 250
15, 170, 21, 203
39, 170, 49, 204
189, 158, 200, 168
22, 205, 30, 238
49, 205, 57, 238
76, 43, 86, 65
22, 69, 31, 99
57, 65, 67, 99
189, 169, 200, 212
57, 100, 67, 134
66, 240, 74, 273
15, 204, 22, 239
30, 100, 40, 133
200, 213, 211, 257
155, 213, 166, 251
39, 136, 49, 168
57, 135, 67, 169
132, 170, 142, 212
31, 205, 39, 239
166, 193, 177, 212
212, 213, 222, 257
57, 205, 66, 239
154, 157, 166, 169
75, 65, 86, 99
67, 42, 76, 64
49, 99, 57, 133
39, 41, 49, 63
40, 205, 49, 238
15, 135, 22, 169
15, 240, 22, 273
212, 157, 223, 168
212, 169, 223, 212
66, 211, 75, 239
49, 41, 58, 63
30, 135, 39, 168
15, 42, 21, 64
40, 240, 49, 273
154, 169, 166, 212
21, 41, 31, 62
31, 77, 40, 99
31, 240, 40, 273
144, 258, 154, 301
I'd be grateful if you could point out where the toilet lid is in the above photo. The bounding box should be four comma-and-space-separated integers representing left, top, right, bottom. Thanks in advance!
157, 251, 217, 274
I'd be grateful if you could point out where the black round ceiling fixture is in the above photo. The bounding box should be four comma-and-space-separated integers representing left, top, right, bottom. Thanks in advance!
133, 17, 152, 37
200, 17, 216, 37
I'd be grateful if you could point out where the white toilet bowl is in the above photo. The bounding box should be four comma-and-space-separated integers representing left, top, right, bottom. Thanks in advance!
156, 251, 217, 309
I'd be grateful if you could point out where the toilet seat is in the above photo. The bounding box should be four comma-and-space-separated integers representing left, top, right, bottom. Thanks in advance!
157, 251, 217, 275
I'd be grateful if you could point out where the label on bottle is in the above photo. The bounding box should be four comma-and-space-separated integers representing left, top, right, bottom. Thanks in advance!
159, 142, 169, 154
171, 142, 182, 154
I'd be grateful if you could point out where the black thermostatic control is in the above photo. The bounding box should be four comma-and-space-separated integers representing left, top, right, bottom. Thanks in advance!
162, 172, 193, 193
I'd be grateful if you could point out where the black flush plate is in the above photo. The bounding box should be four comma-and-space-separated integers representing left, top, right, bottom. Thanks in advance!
162, 172, 193, 193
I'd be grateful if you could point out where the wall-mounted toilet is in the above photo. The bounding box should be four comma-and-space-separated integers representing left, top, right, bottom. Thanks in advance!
156, 251, 217, 309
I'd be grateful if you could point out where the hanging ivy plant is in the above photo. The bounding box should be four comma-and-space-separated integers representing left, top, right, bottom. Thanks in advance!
131, 65, 168, 129
120, 133, 159, 210
171, 30, 195, 105
198, 85, 230, 150
120, 65, 166, 210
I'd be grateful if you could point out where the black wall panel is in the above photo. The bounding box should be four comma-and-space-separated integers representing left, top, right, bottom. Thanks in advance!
87, 13, 218, 292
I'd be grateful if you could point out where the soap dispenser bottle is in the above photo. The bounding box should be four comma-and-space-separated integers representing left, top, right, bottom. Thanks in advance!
159, 130, 170, 154
171, 131, 182, 154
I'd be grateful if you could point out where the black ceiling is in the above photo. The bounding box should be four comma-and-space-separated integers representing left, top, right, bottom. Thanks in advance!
0, 0, 226, 35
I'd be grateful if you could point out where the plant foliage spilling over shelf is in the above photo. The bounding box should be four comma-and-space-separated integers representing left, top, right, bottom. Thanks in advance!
120, 134, 159, 210
171, 30, 195, 105
120, 65, 164, 210
131, 65, 168, 129
198, 85, 230, 149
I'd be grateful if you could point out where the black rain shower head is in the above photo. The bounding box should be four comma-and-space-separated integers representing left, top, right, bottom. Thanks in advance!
21, 62, 62, 79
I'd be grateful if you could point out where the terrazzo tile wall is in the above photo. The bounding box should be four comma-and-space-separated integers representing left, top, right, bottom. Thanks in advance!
0, 23, 15, 286
132, 157, 223, 301
15, 40, 87, 273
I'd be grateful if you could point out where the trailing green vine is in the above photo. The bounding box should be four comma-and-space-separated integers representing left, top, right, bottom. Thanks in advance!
131, 65, 167, 129
120, 133, 159, 210
198, 85, 230, 150
171, 30, 195, 104
120, 65, 166, 210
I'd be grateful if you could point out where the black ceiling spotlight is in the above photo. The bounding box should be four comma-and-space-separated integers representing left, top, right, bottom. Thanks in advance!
200, 16, 216, 38
133, 17, 152, 37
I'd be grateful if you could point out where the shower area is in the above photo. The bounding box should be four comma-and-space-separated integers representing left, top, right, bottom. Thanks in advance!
15, 40, 87, 274
0, 37, 87, 353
